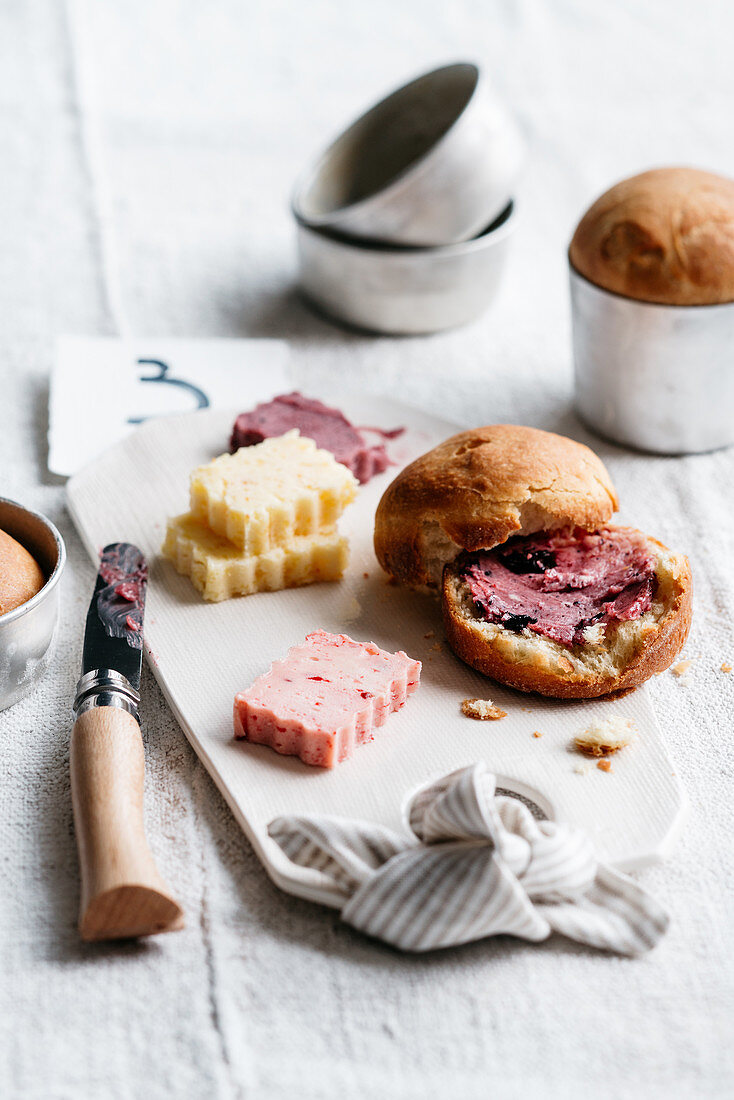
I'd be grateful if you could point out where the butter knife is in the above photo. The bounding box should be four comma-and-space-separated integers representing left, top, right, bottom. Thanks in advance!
70, 543, 183, 941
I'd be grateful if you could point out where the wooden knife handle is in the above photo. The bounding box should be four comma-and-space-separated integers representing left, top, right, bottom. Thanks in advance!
70, 706, 184, 942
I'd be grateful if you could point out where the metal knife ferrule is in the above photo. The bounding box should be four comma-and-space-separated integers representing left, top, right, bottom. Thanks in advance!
73, 668, 141, 723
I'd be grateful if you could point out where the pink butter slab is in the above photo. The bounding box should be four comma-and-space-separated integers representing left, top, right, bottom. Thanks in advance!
233, 629, 421, 767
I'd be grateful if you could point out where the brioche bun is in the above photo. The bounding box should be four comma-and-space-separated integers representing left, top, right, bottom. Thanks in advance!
0, 528, 46, 615
442, 531, 692, 698
569, 167, 734, 306
374, 424, 618, 588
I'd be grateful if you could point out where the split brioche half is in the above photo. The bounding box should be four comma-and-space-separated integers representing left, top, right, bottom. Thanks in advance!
442, 531, 692, 698
374, 425, 618, 588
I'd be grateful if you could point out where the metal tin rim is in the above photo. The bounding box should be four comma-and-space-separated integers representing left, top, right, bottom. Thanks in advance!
0, 497, 67, 626
568, 254, 734, 312
297, 200, 516, 258
292, 61, 486, 228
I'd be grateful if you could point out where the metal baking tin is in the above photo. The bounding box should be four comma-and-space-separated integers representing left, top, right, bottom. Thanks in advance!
570, 264, 734, 454
297, 202, 515, 335
0, 498, 66, 710
292, 62, 524, 247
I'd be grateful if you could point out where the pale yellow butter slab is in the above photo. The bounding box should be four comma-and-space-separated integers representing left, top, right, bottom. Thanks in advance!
162, 512, 349, 602
188, 431, 357, 554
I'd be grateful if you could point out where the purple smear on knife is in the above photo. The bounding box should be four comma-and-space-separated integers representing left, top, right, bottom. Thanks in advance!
96, 543, 147, 650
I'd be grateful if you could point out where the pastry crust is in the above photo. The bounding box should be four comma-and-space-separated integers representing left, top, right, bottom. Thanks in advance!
569, 167, 734, 306
0, 528, 45, 616
374, 425, 618, 588
442, 532, 692, 699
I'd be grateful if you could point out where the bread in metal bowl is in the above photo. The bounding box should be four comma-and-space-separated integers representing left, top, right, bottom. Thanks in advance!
569, 166, 734, 307
0, 528, 45, 616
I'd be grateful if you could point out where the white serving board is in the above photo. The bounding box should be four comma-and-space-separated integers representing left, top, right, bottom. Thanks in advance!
67, 399, 687, 906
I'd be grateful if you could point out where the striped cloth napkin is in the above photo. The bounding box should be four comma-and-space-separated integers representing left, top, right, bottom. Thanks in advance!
268, 763, 669, 955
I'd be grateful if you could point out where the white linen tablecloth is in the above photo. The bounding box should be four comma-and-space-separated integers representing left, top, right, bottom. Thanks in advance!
2, 1, 733, 1097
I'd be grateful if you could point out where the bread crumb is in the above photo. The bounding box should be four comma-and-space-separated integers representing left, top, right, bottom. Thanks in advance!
532, 730, 543, 739
431, 642, 443, 652
363, 572, 370, 580
574, 761, 590, 776
672, 659, 693, 677
582, 623, 605, 646
574, 715, 633, 757
461, 698, 507, 721
597, 759, 613, 773
424, 631, 435, 639
721, 662, 732, 673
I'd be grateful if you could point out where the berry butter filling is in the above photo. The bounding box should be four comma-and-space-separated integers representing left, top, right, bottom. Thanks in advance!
461, 527, 656, 648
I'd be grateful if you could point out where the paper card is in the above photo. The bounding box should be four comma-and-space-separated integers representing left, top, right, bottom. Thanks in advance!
49, 336, 291, 476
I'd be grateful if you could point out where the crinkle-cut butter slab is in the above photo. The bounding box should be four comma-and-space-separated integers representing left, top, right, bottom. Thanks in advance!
234, 630, 421, 767
189, 430, 358, 554
162, 513, 348, 601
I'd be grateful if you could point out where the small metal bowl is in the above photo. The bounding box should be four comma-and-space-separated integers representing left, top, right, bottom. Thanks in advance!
0, 498, 66, 710
297, 202, 515, 335
570, 264, 734, 454
292, 62, 524, 247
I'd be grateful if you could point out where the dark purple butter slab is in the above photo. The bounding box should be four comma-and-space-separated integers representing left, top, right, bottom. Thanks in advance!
229, 392, 400, 484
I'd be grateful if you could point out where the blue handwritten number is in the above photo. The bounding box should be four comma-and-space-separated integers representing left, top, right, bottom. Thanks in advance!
127, 359, 210, 424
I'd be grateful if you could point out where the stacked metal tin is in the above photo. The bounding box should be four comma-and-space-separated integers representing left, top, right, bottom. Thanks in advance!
292, 62, 525, 334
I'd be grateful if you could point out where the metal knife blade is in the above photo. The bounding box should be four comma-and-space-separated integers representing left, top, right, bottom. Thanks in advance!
81, 543, 148, 691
